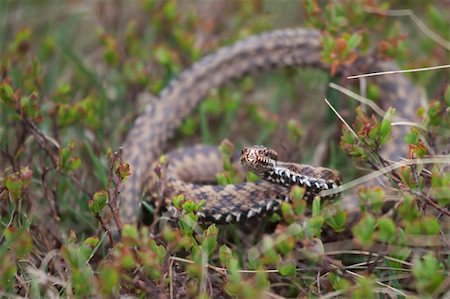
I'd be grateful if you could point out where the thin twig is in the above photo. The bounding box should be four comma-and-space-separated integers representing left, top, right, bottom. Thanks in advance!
169, 257, 174, 299
95, 214, 113, 246
66, 175, 93, 197
106, 148, 124, 232
23, 119, 60, 168
41, 163, 61, 223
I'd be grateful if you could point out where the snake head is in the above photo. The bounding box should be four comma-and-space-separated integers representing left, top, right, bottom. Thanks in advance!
240, 145, 278, 177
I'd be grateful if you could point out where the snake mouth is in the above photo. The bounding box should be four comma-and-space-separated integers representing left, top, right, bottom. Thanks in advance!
240, 145, 277, 176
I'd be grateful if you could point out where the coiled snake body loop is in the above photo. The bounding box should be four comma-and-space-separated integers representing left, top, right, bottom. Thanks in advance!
119, 28, 420, 225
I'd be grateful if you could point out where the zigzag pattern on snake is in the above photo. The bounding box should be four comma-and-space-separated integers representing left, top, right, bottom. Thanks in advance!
119, 28, 420, 225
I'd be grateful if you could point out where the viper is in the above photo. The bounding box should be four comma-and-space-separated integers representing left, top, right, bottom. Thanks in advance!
118, 28, 420, 227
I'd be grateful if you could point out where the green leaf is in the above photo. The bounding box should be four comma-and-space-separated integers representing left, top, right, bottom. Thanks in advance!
427, 6, 447, 35
0, 83, 15, 103
347, 33, 362, 50
352, 214, 376, 248
228, 257, 241, 284
287, 223, 304, 239
312, 196, 321, 217
353, 276, 375, 299
281, 202, 295, 224
328, 272, 350, 290
379, 108, 394, 145
98, 265, 120, 297
398, 194, 420, 221
412, 253, 445, 295
202, 224, 218, 256
404, 128, 420, 145
0, 254, 17, 292
61, 147, 71, 164
431, 172, 450, 206
303, 238, 324, 262
115, 163, 131, 182
182, 200, 196, 213
154, 45, 172, 65
377, 217, 396, 242
56, 82, 71, 96
246, 172, 260, 182
83, 237, 99, 249
255, 269, 270, 289
178, 213, 198, 236
60, 142, 81, 173
247, 247, 261, 270
67, 157, 81, 172
120, 248, 136, 270
151, 239, 167, 262
325, 210, 347, 232
421, 216, 440, 235
5, 175, 24, 199
162, 226, 175, 242
122, 224, 138, 241
219, 245, 232, 267
4, 227, 33, 259
290, 186, 306, 215
201, 96, 222, 115
306, 216, 324, 237
75, 267, 95, 296
427, 101, 441, 127
89, 190, 108, 214
163, 0, 177, 20
357, 187, 385, 213
172, 194, 185, 209
290, 185, 305, 201
179, 116, 197, 136
260, 236, 280, 265
275, 237, 295, 255
444, 85, 450, 106
278, 263, 296, 277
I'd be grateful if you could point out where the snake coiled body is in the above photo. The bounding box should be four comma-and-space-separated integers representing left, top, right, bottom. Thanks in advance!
119, 28, 420, 225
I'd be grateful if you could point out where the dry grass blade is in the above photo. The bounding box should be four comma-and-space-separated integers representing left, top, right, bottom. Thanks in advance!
347, 64, 450, 79
329, 82, 426, 129
329, 82, 387, 117
26, 266, 68, 288
318, 289, 346, 299
343, 269, 416, 298
325, 250, 413, 267
264, 291, 288, 299
320, 156, 450, 197
362, 6, 450, 51
323, 98, 360, 141
169, 256, 279, 275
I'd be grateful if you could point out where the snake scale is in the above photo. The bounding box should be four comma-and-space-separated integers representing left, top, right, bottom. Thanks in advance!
119, 28, 420, 226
